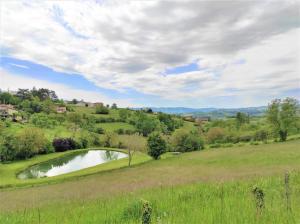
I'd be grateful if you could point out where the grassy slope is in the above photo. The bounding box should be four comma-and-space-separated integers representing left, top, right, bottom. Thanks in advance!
1, 140, 300, 223
0, 148, 151, 188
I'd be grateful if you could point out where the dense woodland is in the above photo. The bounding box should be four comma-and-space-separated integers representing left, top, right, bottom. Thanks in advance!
0, 88, 299, 162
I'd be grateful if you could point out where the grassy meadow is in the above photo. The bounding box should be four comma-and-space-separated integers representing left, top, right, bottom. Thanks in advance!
1, 140, 300, 223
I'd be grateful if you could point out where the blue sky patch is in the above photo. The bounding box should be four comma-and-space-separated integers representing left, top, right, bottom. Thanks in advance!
165, 62, 199, 75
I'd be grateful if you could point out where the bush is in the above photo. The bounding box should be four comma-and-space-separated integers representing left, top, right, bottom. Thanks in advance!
254, 130, 268, 142
172, 129, 204, 152
95, 105, 109, 114
206, 127, 225, 144
147, 132, 167, 159
103, 132, 117, 147
115, 128, 125, 135
52, 138, 77, 152
95, 127, 104, 134
30, 113, 58, 128
16, 127, 48, 159
238, 134, 253, 142
0, 134, 17, 161
39, 141, 55, 154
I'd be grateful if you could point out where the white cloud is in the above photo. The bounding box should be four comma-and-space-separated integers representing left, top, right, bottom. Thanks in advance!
1, 0, 299, 106
0, 69, 139, 107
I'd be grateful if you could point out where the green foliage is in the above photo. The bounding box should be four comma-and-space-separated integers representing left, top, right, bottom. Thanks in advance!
16, 127, 48, 159
206, 127, 225, 144
147, 132, 167, 159
236, 112, 249, 129
95, 105, 109, 114
172, 129, 204, 152
103, 132, 117, 147
158, 113, 176, 133
111, 103, 117, 109
0, 134, 17, 161
267, 98, 299, 141
30, 113, 58, 128
135, 112, 159, 136
119, 109, 129, 121
141, 200, 152, 224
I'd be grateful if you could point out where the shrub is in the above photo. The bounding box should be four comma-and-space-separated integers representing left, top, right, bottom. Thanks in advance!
206, 127, 225, 144
30, 113, 58, 128
172, 129, 204, 152
95, 105, 109, 114
238, 134, 253, 142
16, 127, 48, 159
103, 132, 117, 147
115, 128, 125, 135
52, 138, 77, 152
95, 127, 104, 134
254, 130, 268, 142
0, 134, 17, 161
147, 132, 167, 159
39, 141, 55, 154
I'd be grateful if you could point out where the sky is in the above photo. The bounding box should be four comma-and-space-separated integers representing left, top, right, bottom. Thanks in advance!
0, 0, 299, 108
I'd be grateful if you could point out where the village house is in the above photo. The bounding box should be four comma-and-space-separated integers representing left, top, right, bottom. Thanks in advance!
56, 106, 67, 113
195, 116, 211, 123
0, 104, 17, 118
93, 102, 104, 107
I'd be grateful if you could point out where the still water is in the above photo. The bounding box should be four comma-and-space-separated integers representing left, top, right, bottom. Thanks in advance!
18, 150, 127, 179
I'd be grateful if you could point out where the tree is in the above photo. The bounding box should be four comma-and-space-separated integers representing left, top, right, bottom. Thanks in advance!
158, 113, 176, 133
172, 129, 204, 152
147, 132, 166, 159
72, 99, 78, 104
266, 98, 299, 141
16, 127, 47, 159
119, 109, 129, 121
111, 103, 117, 109
135, 112, 159, 136
236, 112, 249, 129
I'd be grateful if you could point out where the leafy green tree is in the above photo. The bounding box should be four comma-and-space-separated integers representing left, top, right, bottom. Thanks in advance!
0, 133, 17, 161
147, 132, 167, 159
158, 113, 176, 133
111, 103, 117, 109
266, 98, 299, 141
134, 112, 159, 137
172, 129, 204, 152
119, 109, 129, 121
236, 112, 249, 129
16, 127, 47, 159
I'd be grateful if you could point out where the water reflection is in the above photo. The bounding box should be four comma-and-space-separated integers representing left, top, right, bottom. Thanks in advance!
18, 150, 127, 179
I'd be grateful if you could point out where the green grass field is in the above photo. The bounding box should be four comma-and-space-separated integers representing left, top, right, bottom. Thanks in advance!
96, 122, 135, 132
0, 140, 300, 223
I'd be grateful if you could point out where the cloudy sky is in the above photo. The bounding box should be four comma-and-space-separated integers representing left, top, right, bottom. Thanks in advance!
0, 0, 299, 108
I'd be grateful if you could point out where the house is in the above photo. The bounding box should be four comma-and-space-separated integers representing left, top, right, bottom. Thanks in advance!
93, 102, 104, 107
195, 116, 211, 123
182, 115, 195, 122
56, 106, 67, 113
75, 100, 86, 107
0, 104, 17, 118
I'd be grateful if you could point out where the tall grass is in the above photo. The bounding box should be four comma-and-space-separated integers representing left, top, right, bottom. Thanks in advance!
1, 172, 299, 224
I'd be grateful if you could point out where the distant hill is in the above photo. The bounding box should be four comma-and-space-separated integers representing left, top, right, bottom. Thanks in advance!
133, 106, 267, 119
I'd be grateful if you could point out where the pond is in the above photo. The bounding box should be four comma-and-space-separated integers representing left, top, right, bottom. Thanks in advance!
17, 150, 128, 179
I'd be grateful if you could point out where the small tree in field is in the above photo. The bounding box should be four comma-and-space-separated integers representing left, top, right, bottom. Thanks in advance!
147, 132, 166, 160
266, 98, 298, 141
